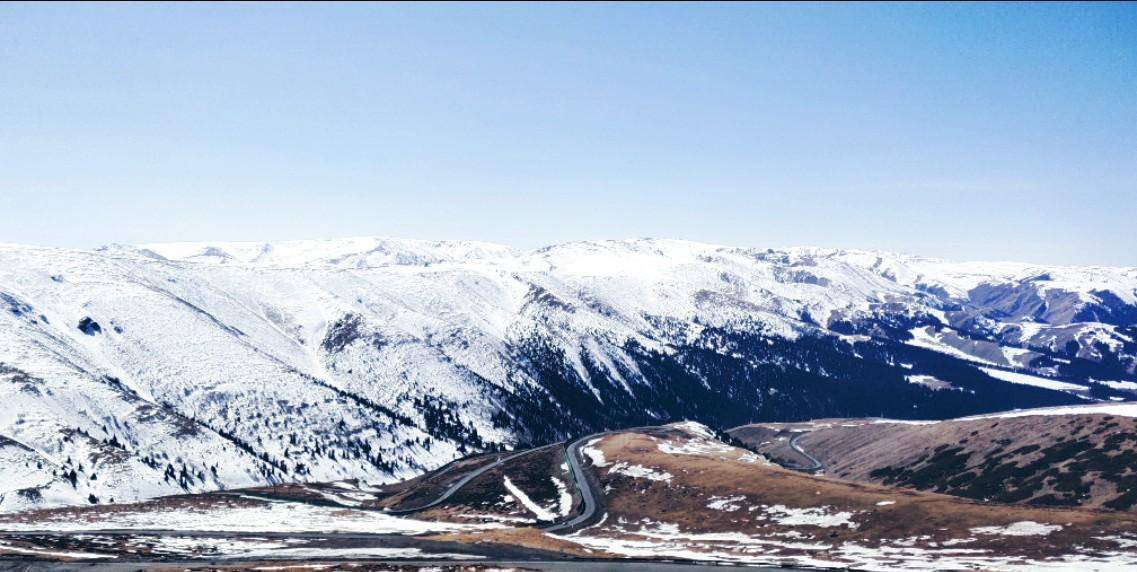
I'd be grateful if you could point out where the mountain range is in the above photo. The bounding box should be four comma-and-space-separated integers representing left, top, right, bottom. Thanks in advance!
1, 237, 1134, 511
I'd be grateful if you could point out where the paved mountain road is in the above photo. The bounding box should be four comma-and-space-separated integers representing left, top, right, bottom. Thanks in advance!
213, 443, 560, 516
386, 443, 560, 514
542, 433, 605, 533
0, 426, 821, 570
786, 432, 824, 473
543, 426, 662, 534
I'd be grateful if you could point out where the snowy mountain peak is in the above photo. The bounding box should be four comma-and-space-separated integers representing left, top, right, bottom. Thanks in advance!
125, 237, 519, 268
0, 237, 1134, 512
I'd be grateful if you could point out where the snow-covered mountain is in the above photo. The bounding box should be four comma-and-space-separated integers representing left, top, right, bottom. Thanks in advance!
2, 237, 1135, 511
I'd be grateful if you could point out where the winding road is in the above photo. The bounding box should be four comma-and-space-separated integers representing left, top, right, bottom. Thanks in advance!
214, 443, 562, 517
543, 426, 662, 534
386, 443, 560, 514
399, 427, 655, 533
542, 433, 606, 533
0, 426, 829, 569
785, 432, 824, 473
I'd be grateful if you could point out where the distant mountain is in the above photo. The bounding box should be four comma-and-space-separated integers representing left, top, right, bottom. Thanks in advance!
1, 237, 1134, 511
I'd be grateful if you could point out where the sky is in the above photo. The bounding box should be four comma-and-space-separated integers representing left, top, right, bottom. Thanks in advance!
1, 3, 1134, 265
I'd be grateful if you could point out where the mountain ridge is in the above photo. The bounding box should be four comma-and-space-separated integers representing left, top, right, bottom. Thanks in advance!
1, 237, 1134, 512
106, 235, 1137, 272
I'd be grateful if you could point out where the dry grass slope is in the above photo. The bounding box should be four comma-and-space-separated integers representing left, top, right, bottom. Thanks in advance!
731, 414, 1137, 511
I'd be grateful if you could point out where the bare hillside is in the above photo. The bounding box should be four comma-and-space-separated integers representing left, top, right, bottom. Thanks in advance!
730, 409, 1137, 511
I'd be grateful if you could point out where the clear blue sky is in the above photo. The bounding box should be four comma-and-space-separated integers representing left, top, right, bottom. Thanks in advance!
1, 3, 1134, 265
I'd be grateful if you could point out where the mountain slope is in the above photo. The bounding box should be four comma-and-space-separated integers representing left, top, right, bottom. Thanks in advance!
1, 237, 1134, 510
3, 423, 1136, 570
730, 404, 1137, 512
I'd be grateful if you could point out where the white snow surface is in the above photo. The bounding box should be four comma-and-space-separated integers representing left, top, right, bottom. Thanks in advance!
971, 521, 1063, 537
0, 237, 1134, 511
906, 327, 998, 366
556, 515, 1134, 570
550, 476, 573, 517
1101, 380, 1137, 391
502, 476, 556, 521
866, 402, 1137, 426
607, 462, 673, 483
979, 367, 1089, 392
706, 496, 746, 512
0, 498, 492, 534
960, 402, 1137, 420
582, 438, 609, 467
760, 504, 859, 528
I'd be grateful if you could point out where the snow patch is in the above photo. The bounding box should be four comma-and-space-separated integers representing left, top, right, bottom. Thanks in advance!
706, 495, 746, 512
581, 438, 609, 467
608, 462, 672, 483
979, 367, 1088, 392
550, 476, 573, 517
1099, 380, 1137, 391
971, 521, 1063, 537
657, 438, 734, 456
760, 504, 859, 528
0, 498, 494, 534
502, 476, 556, 521
668, 421, 715, 439
906, 326, 997, 365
